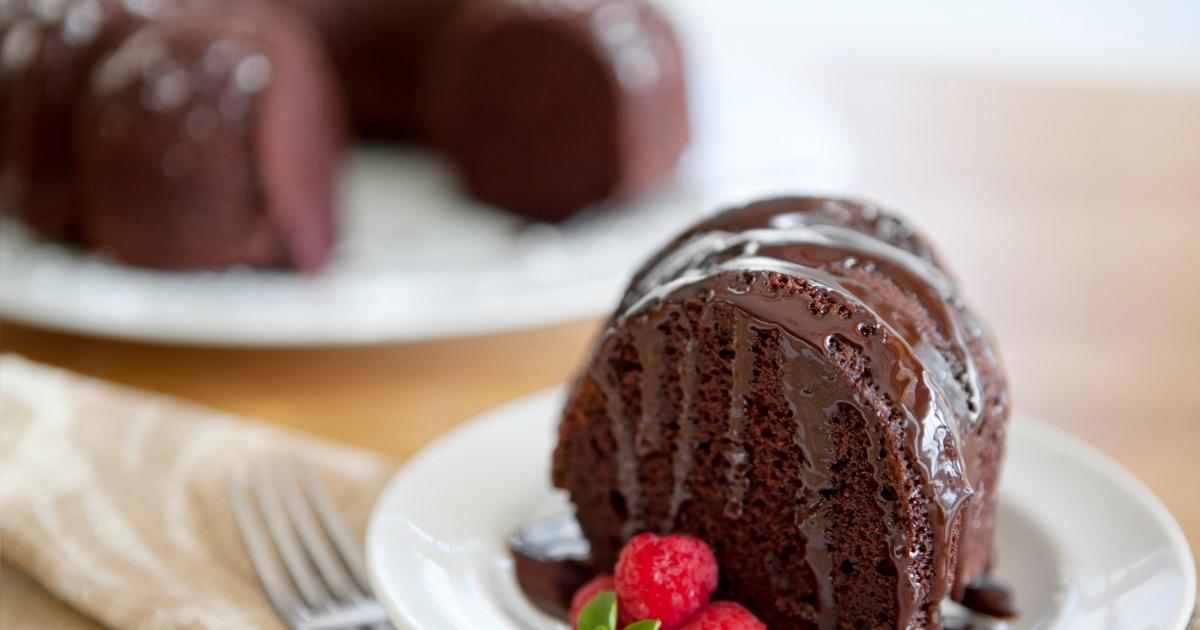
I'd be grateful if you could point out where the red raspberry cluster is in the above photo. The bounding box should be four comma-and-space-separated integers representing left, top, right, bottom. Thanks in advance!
569, 533, 765, 630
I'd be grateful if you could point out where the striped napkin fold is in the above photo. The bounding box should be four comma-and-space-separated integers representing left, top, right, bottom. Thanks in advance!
0, 354, 395, 629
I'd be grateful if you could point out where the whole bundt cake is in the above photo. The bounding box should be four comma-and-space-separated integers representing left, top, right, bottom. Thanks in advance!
1, 0, 690, 268
552, 197, 1010, 628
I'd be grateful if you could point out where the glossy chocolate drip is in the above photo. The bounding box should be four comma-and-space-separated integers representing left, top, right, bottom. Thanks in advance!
599, 354, 644, 539
668, 312, 699, 525
508, 514, 597, 619
776, 337, 840, 628
723, 315, 755, 519
609, 199, 982, 626
633, 325, 664, 457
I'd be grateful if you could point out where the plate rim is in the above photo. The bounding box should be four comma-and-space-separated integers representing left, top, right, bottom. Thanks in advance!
1003, 419, 1197, 628
366, 386, 1197, 629
0, 280, 611, 347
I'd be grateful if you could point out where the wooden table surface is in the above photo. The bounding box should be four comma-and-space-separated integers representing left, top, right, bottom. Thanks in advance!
3, 63, 1198, 579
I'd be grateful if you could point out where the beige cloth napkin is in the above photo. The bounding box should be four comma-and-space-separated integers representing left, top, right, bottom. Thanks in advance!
0, 354, 396, 629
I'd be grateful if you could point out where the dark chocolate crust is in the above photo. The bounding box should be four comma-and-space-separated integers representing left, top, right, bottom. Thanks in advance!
74, 2, 343, 270
423, 0, 689, 222
553, 197, 1009, 629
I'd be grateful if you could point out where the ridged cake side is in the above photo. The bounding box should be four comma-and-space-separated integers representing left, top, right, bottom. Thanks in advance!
553, 197, 1009, 629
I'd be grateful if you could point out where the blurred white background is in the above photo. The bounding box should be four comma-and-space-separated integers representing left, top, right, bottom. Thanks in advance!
664, 0, 1200, 84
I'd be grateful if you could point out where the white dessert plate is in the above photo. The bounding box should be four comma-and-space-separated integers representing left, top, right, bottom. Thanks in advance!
0, 50, 853, 346
366, 387, 1197, 630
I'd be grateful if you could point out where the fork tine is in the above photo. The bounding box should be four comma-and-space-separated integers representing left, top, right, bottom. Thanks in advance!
273, 461, 361, 602
297, 462, 372, 594
253, 465, 332, 610
298, 601, 391, 630
227, 478, 306, 626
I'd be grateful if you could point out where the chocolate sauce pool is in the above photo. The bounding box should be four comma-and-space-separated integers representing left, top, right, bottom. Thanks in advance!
509, 514, 597, 619
960, 579, 1018, 619
509, 514, 1016, 625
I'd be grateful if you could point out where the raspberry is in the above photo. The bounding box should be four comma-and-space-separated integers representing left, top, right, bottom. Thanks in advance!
679, 602, 766, 630
614, 533, 719, 628
569, 575, 615, 626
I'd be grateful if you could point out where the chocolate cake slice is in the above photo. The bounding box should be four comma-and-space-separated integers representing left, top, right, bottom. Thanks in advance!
553, 197, 1010, 628
74, 1, 344, 270
422, 0, 689, 222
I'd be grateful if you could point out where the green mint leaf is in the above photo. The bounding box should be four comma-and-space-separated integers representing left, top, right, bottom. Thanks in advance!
577, 590, 617, 630
624, 620, 663, 630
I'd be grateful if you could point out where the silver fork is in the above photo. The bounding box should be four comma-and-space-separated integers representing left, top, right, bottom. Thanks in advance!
228, 461, 394, 630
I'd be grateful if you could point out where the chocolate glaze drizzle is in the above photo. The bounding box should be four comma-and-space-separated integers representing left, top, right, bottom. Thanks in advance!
633, 328, 664, 458
597, 357, 644, 539
578, 197, 1005, 627
667, 317, 699, 525
722, 315, 754, 519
